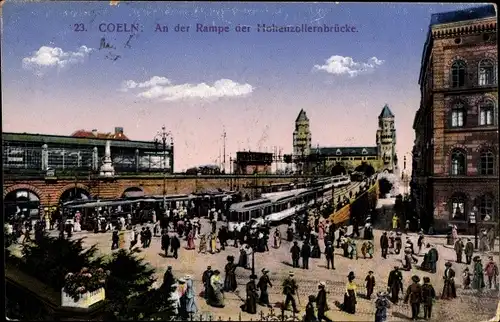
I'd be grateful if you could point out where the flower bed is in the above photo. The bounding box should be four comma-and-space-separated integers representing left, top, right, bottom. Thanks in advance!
61, 267, 109, 308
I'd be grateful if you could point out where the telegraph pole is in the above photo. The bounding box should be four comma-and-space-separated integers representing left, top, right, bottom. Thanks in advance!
222, 129, 227, 174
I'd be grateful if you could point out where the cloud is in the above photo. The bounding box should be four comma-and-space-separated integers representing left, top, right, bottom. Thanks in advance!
22, 45, 93, 72
313, 55, 384, 77
121, 76, 254, 101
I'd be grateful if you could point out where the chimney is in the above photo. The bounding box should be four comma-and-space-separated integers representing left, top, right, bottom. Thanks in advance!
114, 127, 124, 134
92, 129, 98, 136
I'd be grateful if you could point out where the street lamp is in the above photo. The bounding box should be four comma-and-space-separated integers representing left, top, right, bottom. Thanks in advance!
470, 206, 479, 249
154, 126, 173, 211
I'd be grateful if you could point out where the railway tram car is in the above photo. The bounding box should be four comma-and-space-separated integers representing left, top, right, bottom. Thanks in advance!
332, 175, 351, 187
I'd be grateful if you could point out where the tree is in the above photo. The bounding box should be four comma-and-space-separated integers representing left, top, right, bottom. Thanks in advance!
378, 178, 393, 197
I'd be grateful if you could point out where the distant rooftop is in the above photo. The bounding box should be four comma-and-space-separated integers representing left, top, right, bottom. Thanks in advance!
430, 5, 496, 26
295, 109, 309, 122
71, 127, 129, 140
379, 104, 394, 118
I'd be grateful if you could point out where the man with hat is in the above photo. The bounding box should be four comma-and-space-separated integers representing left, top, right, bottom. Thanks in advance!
162, 266, 175, 291
387, 266, 403, 304
282, 271, 299, 313
242, 274, 258, 314
290, 241, 301, 268
316, 281, 331, 322
201, 266, 213, 299
324, 240, 335, 270
258, 268, 273, 307
379, 231, 389, 259
365, 271, 376, 299
426, 244, 439, 273
472, 256, 486, 290
301, 240, 312, 269
404, 275, 422, 320
484, 256, 498, 289
421, 276, 436, 320
374, 291, 391, 322
464, 238, 474, 265
454, 238, 464, 263
441, 262, 456, 299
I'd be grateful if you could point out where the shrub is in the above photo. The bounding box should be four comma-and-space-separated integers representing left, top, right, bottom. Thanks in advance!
63, 267, 109, 301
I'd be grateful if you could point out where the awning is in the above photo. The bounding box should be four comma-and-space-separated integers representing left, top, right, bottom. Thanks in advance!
123, 191, 145, 198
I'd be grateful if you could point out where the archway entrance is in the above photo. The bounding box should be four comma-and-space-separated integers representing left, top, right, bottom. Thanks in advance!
355, 162, 375, 177
59, 188, 91, 204
122, 187, 144, 198
331, 163, 347, 176
4, 189, 41, 220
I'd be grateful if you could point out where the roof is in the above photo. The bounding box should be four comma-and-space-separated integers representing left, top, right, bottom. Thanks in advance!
419, 5, 496, 85
379, 104, 394, 118
295, 109, 309, 122
72, 130, 129, 140
2, 132, 162, 150
311, 146, 378, 156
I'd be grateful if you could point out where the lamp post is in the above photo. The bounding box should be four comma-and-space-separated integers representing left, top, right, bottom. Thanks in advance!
470, 206, 479, 249
154, 126, 173, 211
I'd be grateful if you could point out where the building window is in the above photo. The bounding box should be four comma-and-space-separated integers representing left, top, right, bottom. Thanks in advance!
450, 194, 466, 220
450, 102, 465, 127
479, 151, 495, 175
478, 59, 495, 86
479, 102, 494, 126
450, 149, 466, 175
451, 60, 466, 87
478, 194, 494, 221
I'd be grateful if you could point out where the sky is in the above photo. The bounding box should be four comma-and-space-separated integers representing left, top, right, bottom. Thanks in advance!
2, 1, 483, 172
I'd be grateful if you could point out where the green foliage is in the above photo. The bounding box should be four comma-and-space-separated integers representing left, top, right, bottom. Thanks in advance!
63, 267, 108, 301
20, 235, 99, 290
378, 178, 393, 196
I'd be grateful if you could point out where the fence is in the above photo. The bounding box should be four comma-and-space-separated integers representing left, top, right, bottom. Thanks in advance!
173, 307, 302, 321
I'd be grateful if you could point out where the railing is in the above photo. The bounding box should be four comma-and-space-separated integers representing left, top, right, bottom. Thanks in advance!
177, 307, 301, 322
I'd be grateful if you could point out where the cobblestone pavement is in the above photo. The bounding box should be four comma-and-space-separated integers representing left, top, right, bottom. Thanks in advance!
22, 219, 497, 322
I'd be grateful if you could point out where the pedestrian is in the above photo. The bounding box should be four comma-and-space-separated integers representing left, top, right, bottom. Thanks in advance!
208, 270, 224, 308
454, 238, 464, 263
484, 256, 499, 289
183, 275, 198, 317
140, 227, 146, 247
209, 232, 218, 254
224, 255, 238, 292
316, 281, 331, 322
145, 226, 152, 247
153, 222, 159, 237
258, 268, 273, 307
162, 265, 175, 289
451, 225, 458, 244
349, 239, 358, 260
441, 262, 456, 299
198, 234, 207, 254
201, 266, 213, 299
402, 248, 413, 271
171, 234, 181, 259
462, 268, 472, 289
427, 244, 439, 273
374, 291, 391, 322
111, 230, 119, 250
342, 271, 357, 314
274, 228, 282, 248
324, 240, 335, 270
186, 229, 195, 250
387, 266, 403, 304
380, 232, 389, 258
472, 256, 486, 290
242, 275, 258, 314
417, 231, 424, 254
301, 241, 311, 269
129, 227, 139, 250
290, 241, 300, 268
365, 270, 375, 299
304, 295, 317, 322
395, 231, 402, 255
464, 238, 474, 264
404, 275, 422, 320
421, 276, 436, 320
161, 232, 170, 257
282, 271, 299, 313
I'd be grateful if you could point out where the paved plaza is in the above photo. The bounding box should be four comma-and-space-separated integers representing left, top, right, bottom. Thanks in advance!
21, 220, 498, 321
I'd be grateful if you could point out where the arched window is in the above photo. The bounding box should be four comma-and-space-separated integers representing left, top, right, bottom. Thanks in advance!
451, 60, 466, 88
450, 149, 466, 175
450, 102, 465, 127
479, 151, 495, 175
478, 59, 495, 86
478, 194, 494, 221
479, 101, 495, 126
450, 193, 466, 220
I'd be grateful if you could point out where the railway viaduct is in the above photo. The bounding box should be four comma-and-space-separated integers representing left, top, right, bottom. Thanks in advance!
3, 174, 319, 207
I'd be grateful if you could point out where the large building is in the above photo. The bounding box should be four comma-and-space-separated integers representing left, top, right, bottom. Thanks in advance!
292, 105, 398, 175
234, 151, 273, 174
411, 5, 498, 232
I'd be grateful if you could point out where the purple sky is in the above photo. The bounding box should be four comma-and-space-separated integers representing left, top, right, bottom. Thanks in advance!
2, 2, 479, 171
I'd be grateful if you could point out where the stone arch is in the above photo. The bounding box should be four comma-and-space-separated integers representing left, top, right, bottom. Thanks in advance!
446, 55, 468, 70
119, 186, 144, 198
3, 184, 43, 199
446, 144, 468, 156
330, 163, 347, 176
475, 143, 496, 154
54, 183, 91, 203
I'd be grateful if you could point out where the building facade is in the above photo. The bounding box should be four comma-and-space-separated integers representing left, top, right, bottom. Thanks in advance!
292, 105, 398, 174
411, 5, 498, 232
235, 151, 273, 174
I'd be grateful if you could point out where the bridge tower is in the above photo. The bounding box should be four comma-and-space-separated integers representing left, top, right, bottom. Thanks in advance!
293, 109, 312, 172
376, 104, 397, 173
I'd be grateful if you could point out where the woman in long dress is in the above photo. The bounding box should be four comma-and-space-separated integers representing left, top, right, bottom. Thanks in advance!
238, 246, 248, 268
210, 232, 218, 254
342, 271, 357, 314
198, 234, 207, 254
184, 275, 198, 316
74, 212, 81, 232
209, 270, 225, 308
318, 222, 325, 240
186, 230, 195, 250
273, 229, 281, 248
472, 256, 485, 290
118, 230, 126, 248
451, 225, 458, 244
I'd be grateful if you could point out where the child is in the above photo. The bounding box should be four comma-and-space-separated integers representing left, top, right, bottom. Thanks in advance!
462, 267, 472, 289
365, 271, 376, 299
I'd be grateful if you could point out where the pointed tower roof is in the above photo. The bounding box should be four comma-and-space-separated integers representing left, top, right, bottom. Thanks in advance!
296, 109, 309, 122
379, 104, 394, 118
